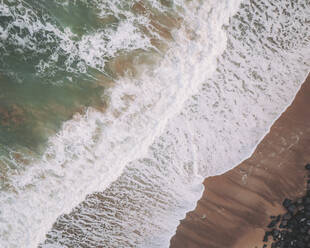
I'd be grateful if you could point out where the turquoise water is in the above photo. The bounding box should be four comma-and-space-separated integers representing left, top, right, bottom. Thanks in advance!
0, 1, 106, 152
0, 1, 180, 154
0, 0, 176, 153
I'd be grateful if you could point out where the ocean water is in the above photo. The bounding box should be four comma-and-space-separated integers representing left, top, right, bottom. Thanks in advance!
0, 0, 309, 247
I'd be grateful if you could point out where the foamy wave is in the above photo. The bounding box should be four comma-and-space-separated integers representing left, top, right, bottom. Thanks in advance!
0, 0, 153, 81
0, 0, 243, 247
43, 0, 309, 247
1, 0, 309, 247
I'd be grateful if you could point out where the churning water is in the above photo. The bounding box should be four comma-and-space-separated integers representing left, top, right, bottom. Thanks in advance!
0, 0, 309, 247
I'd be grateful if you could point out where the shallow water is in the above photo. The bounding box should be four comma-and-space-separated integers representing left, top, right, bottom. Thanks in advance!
0, 0, 309, 247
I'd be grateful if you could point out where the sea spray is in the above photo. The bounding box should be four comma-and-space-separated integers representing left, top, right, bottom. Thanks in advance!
0, 0, 243, 247
43, 0, 309, 247
0, 0, 309, 247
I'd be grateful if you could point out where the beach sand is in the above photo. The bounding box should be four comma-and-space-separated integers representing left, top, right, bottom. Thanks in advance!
170, 73, 310, 248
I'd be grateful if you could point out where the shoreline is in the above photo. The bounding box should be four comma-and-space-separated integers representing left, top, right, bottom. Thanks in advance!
170, 73, 310, 248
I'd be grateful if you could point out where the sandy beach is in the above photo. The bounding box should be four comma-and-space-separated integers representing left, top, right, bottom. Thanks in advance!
170, 73, 310, 248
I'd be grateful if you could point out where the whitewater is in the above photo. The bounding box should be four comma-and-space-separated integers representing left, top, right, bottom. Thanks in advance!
0, 0, 309, 247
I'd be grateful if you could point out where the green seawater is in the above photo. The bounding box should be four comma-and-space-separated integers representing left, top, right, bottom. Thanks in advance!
0, 0, 179, 184
0, 0, 110, 153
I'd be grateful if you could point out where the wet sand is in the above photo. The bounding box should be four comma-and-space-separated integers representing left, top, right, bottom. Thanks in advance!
170, 73, 310, 248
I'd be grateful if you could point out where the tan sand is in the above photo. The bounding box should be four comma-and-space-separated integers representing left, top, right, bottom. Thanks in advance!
170, 73, 310, 248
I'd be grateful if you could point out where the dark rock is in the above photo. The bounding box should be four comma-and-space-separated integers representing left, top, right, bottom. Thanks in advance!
287, 204, 296, 213
263, 233, 268, 242
304, 197, 310, 204
304, 205, 310, 212
272, 229, 280, 240
268, 219, 277, 228
260, 164, 310, 248
279, 241, 285, 248
282, 198, 292, 208
283, 213, 291, 220
297, 240, 306, 248
297, 205, 305, 211
279, 220, 288, 228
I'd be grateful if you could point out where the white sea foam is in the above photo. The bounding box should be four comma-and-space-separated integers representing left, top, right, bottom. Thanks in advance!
42, 1, 309, 247
0, 0, 243, 247
0, 0, 153, 79
0, 0, 309, 247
